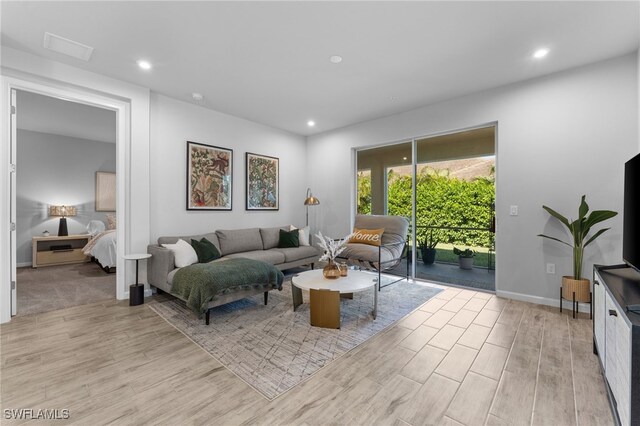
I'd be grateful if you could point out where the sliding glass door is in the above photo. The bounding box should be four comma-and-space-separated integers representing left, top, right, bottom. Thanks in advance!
355, 127, 496, 291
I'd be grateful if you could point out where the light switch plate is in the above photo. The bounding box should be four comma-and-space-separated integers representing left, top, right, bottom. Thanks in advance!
546, 263, 556, 274
510, 205, 518, 216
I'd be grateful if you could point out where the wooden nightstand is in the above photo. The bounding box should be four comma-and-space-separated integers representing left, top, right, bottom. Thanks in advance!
32, 234, 91, 268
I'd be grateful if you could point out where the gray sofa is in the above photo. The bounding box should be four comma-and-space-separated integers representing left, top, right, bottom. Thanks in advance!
147, 226, 321, 302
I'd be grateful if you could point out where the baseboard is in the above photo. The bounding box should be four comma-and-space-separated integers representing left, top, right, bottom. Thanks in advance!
496, 289, 591, 313
16, 262, 32, 268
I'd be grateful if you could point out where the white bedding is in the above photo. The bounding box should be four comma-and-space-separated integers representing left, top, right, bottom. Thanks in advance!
83, 230, 117, 268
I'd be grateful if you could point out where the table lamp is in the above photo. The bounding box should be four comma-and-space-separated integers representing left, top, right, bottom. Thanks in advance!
304, 188, 320, 226
49, 205, 77, 236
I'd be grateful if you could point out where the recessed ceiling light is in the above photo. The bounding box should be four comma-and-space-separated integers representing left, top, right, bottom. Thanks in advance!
329, 55, 343, 64
192, 93, 204, 101
403, 157, 408, 161
533, 48, 550, 59
307, 120, 316, 127
137, 59, 152, 70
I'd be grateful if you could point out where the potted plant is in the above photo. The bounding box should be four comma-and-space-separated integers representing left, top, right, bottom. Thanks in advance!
420, 230, 439, 265
453, 247, 475, 270
538, 195, 617, 305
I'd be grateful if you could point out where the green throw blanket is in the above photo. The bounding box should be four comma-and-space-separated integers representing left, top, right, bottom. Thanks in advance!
171, 258, 284, 317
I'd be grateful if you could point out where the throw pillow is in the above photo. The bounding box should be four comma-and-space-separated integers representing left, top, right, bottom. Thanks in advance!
106, 214, 116, 230
350, 228, 384, 247
278, 229, 299, 248
289, 225, 311, 246
161, 239, 198, 268
191, 238, 221, 263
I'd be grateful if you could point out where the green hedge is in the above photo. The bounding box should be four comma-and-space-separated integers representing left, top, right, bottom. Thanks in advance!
359, 168, 495, 248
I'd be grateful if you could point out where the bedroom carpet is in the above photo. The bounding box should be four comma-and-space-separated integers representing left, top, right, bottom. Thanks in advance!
16, 262, 116, 316
148, 274, 442, 400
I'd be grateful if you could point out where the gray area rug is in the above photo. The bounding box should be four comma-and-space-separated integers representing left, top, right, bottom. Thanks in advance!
148, 274, 442, 400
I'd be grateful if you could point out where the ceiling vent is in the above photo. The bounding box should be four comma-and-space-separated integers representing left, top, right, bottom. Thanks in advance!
43, 32, 93, 61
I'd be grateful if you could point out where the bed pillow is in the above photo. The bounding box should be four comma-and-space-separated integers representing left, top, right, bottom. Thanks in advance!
289, 225, 311, 246
106, 214, 117, 230
349, 228, 384, 247
162, 239, 198, 268
191, 238, 221, 263
86, 220, 106, 237
278, 229, 299, 248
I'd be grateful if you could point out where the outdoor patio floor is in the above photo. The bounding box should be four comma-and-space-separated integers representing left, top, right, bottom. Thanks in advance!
389, 260, 495, 292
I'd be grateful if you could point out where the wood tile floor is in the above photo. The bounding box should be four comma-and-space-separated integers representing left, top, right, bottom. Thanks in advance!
0, 284, 614, 425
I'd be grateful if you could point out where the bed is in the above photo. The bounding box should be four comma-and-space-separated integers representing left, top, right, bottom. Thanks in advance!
83, 229, 117, 273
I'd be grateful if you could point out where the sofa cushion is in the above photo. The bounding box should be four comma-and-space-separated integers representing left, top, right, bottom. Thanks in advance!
270, 246, 320, 263
216, 228, 263, 255
289, 225, 310, 246
158, 233, 220, 252
225, 250, 286, 265
161, 239, 199, 268
259, 226, 289, 250
278, 229, 299, 248
191, 238, 221, 263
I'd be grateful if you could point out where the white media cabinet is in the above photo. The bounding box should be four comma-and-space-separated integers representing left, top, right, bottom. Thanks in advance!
593, 264, 640, 426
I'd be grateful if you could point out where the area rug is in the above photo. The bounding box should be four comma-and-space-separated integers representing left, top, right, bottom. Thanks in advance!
148, 274, 442, 400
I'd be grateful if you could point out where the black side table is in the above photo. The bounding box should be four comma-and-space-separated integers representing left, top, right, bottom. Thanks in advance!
124, 253, 152, 306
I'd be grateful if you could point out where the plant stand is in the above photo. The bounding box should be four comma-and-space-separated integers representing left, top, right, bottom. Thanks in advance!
560, 286, 592, 319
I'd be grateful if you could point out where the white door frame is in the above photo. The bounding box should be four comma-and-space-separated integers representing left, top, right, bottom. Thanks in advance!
1, 76, 130, 322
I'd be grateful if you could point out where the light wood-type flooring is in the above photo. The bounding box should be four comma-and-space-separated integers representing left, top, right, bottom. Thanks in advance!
0, 285, 613, 425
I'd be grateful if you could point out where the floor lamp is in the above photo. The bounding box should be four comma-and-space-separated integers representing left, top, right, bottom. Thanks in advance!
304, 188, 320, 226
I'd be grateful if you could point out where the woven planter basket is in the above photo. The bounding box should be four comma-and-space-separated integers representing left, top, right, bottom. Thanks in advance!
561, 276, 590, 302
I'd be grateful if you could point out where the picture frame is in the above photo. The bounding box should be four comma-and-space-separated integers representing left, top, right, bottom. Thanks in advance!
187, 141, 233, 210
246, 152, 279, 210
95, 171, 116, 212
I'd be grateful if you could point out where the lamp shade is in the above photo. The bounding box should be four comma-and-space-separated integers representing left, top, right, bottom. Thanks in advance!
49, 205, 77, 217
304, 188, 320, 206
304, 196, 320, 206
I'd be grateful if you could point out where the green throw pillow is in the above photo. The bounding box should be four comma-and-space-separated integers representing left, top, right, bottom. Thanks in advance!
278, 229, 299, 248
191, 238, 221, 263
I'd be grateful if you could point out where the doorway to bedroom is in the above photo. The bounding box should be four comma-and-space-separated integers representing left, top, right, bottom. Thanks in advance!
14, 90, 118, 316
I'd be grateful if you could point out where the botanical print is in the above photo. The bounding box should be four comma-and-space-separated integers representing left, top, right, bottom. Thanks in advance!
246, 153, 279, 210
187, 141, 232, 210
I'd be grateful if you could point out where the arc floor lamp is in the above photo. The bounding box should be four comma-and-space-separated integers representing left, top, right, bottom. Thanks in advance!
304, 188, 320, 226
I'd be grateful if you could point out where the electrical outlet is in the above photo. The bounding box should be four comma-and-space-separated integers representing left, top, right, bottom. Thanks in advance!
510, 205, 518, 216
546, 263, 556, 274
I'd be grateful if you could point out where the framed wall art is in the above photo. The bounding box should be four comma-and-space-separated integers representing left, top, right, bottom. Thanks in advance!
95, 171, 116, 212
187, 141, 233, 210
246, 152, 279, 210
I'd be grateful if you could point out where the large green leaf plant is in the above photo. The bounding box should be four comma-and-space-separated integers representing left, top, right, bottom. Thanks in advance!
538, 195, 617, 280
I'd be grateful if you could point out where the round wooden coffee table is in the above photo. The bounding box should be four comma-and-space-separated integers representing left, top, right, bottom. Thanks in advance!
291, 269, 378, 328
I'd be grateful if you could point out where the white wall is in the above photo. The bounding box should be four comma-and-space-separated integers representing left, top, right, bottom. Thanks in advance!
307, 52, 639, 305
16, 130, 116, 265
149, 94, 307, 241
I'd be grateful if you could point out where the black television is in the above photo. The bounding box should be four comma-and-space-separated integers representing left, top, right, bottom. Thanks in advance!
624, 153, 640, 272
